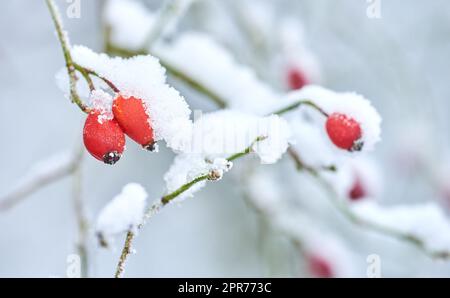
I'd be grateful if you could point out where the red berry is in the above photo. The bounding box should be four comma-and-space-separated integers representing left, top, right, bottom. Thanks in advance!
349, 178, 366, 201
326, 113, 363, 151
287, 67, 309, 90
112, 95, 155, 150
307, 255, 334, 278
83, 111, 125, 165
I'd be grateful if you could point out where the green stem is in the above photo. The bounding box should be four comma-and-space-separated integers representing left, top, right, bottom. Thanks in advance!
103, 43, 227, 108
45, 0, 90, 113
160, 59, 227, 108
114, 136, 266, 277
272, 100, 329, 117
74, 63, 120, 93
161, 175, 208, 205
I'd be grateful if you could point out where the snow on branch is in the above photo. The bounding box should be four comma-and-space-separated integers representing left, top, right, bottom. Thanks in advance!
351, 201, 450, 258
96, 183, 148, 247
164, 110, 292, 200
104, 0, 156, 52
286, 85, 382, 152
104, 0, 196, 51
245, 169, 358, 277
71, 46, 193, 152
114, 135, 274, 277
154, 32, 282, 115
0, 150, 82, 211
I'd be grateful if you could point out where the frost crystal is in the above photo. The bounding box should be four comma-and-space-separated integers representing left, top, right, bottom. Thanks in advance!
71, 46, 193, 152
96, 183, 148, 246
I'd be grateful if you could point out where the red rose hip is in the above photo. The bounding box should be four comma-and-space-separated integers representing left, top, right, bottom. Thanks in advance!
287, 67, 309, 90
112, 95, 155, 150
83, 111, 126, 165
349, 178, 366, 201
326, 113, 363, 151
307, 255, 334, 278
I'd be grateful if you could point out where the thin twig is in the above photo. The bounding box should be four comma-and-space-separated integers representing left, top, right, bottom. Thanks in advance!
272, 100, 329, 117
73, 63, 120, 93
287, 148, 336, 176
288, 147, 450, 260
45, 0, 90, 113
103, 38, 227, 108
0, 149, 83, 212
71, 149, 90, 277
160, 59, 227, 108
142, 0, 193, 49
114, 137, 265, 278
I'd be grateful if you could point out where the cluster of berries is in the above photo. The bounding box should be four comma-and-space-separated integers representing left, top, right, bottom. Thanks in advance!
83, 96, 155, 165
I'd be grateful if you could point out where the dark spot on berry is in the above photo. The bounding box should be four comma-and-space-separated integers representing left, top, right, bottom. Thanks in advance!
350, 139, 364, 152
144, 142, 157, 152
103, 151, 121, 165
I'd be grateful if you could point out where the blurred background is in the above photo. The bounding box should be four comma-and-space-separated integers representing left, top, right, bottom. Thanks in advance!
1, 0, 450, 277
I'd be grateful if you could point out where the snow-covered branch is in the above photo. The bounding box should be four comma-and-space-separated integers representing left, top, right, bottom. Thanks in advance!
46, 0, 90, 113
293, 153, 450, 260
114, 136, 269, 278
0, 149, 83, 211
143, 0, 196, 49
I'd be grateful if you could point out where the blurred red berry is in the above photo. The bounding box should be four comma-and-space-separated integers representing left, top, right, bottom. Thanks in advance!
349, 178, 366, 201
112, 95, 155, 150
326, 113, 363, 151
287, 67, 309, 90
83, 111, 126, 165
308, 255, 334, 278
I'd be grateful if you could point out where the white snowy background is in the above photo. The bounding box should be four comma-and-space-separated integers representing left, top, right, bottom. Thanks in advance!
1, 0, 450, 277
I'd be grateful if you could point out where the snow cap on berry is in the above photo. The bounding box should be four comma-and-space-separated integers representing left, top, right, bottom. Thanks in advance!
89, 90, 114, 122
286, 85, 382, 152
72, 46, 192, 152
326, 113, 363, 151
83, 106, 126, 165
